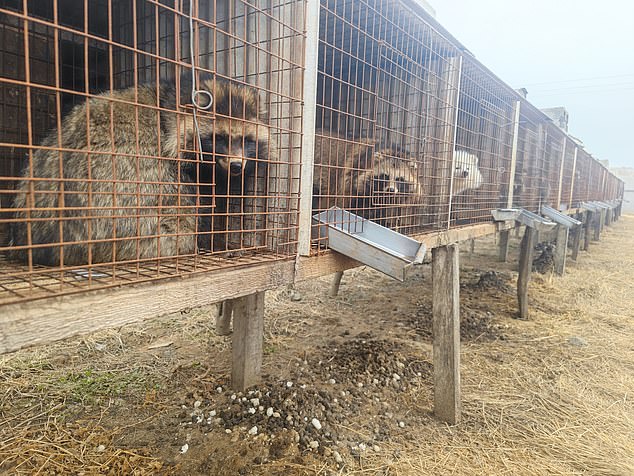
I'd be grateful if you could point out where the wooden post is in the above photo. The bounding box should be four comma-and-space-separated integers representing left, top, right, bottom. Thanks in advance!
583, 211, 593, 251
517, 226, 537, 320
469, 238, 475, 254
593, 210, 602, 241
571, 224, 582, 262
216, 301, 233, 336
599, 208, 606, 234
553, 225, 569, 276
498, 230, 510, 262
329, 271, 344, 297
432, 244, 461, 424
232, 291, 265, 391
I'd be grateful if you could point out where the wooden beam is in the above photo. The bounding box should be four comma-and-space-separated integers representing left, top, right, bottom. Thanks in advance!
498, 230, 510, 262
216, 301, 233, 336
0, 259, 294, 354
231, 291, 265, 391
432, 244, 461, 425
517, 226, 537, 320
554, 224, 569, 276
297, 0, 321, 256
329, 271, 344, 297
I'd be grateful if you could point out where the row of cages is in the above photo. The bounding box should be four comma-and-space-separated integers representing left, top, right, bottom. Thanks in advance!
0, 0, 624, 305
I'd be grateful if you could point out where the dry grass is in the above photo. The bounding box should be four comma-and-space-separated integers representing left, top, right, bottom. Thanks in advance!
354, 216, 634, 476
1, 216, 633, 475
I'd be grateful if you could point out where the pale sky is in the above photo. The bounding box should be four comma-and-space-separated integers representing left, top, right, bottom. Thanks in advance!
431, 0, 634, 168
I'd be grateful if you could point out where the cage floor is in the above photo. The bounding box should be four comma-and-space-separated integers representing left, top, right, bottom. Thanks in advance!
0, 250, 290, 306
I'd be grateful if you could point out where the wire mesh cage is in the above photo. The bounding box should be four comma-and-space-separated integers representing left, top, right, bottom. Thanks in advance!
0, 0, 305, 305
451, 60, 515, 226
558, 136, 576, 210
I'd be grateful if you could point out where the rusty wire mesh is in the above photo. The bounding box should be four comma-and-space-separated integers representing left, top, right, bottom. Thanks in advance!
0, 0, 305, 305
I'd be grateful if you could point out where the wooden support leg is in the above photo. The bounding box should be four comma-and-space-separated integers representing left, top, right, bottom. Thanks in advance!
593, 211, 602, 241
583, 211, 593, 251
329, 271, 344, 297
517, 226, 537, 320
231, 291, 265, 391
216, 301, 233, 336
571, 224, 582, 261
554, 224, 569, 276
498, 230, 510, 262
605, 208, 612, 226
469, 239, 475, 254
599, 209, 606, 234
432, 244, 461, 425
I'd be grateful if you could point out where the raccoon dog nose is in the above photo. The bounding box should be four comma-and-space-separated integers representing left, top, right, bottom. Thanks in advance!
462, 170, 469, 178
230, 162, 243, 174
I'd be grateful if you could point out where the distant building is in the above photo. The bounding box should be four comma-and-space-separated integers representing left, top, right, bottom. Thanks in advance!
540, 106, 569, 132
515, 88, 528, 99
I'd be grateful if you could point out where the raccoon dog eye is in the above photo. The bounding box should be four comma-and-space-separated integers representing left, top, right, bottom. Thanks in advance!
244, 138, 258, 158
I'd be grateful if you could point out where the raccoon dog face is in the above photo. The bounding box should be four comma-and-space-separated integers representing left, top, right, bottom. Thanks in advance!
363, 147, 420, 204
452, 149, 484, 194
162, 76, 271, 178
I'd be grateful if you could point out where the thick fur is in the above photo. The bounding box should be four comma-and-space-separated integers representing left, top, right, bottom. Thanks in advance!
9, 75, 272, 266
312, 131, 421, 227
452, 149, 484, 195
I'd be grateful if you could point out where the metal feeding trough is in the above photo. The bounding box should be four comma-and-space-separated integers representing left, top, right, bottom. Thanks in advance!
313, 207, 427, 281
541, 205, 582, 228
491, 208, 556, 232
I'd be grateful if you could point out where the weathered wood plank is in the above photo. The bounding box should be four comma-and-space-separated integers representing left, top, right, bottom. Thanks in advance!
432, 244, 461, 425
517, 226, 537, 320
498, 230, 510, 262
216, 301, 233, 336
231, 291, 265, 391
554, 224, 569, 276
0, 259, 294, 354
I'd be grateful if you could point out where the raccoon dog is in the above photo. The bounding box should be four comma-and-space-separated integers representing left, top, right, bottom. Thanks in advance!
9, 74, 272, 266
452, 149, 484, 195
312, 132, 421, 227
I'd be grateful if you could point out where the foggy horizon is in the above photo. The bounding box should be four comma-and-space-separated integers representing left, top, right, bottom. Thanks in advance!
430, 0, 634, 170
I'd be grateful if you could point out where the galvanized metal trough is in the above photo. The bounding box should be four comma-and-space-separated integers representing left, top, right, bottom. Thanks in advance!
491, 208, 556, 232
313, 207, 427, 281
541, 205, 582, 228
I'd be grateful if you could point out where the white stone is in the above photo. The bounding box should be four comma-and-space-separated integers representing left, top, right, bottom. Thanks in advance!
311, 418, 322, 430
334, 451, 343, 463
180, 444, 189, 454
248, 426, 258, 436
266, 407, 274, 417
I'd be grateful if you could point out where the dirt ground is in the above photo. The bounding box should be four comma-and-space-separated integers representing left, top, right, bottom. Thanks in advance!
1, 216, 633, 475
